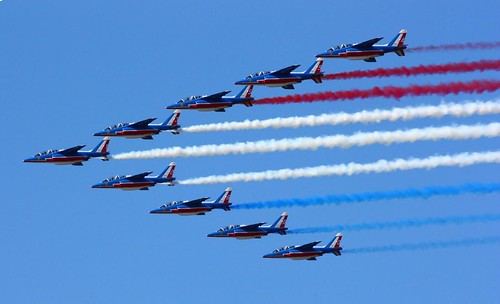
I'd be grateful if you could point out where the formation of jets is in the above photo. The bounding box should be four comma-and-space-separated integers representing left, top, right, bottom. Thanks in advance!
24, 29, 408, 260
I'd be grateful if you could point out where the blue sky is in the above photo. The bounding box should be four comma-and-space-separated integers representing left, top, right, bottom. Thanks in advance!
1, 1, 499, 303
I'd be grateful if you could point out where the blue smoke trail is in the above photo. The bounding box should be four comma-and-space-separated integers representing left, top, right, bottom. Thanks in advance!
343, 236, 500, 254
288, 214, 500, 234
232, 183, 500, 210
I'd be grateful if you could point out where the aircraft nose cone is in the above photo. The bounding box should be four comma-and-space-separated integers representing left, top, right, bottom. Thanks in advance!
91, 184, 103, 189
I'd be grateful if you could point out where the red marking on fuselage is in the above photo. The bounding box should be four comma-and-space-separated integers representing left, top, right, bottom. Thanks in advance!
228, 231, 268, 238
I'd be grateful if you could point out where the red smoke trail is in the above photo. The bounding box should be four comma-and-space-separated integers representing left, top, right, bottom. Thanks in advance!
410, 41, 500, 52
324, 60, 500, 80
255, 80, 500, 105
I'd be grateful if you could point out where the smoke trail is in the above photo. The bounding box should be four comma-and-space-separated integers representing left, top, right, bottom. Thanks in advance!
232, 183, 500, 210
323, 60, 500, 80
181, 100, 500, 133
113, 123, 500, 159
288, 214, 500, 234
255, 80, 500, 105
343, 236, 500, 255
179, 151, 500, 185
410, 42, 500, 52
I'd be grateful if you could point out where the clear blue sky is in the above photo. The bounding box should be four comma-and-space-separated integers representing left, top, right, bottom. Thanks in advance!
1, 1, 499, 303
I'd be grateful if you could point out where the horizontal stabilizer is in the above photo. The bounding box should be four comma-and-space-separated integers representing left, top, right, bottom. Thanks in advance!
395, 49, 406, 56
333, 251, 342, 256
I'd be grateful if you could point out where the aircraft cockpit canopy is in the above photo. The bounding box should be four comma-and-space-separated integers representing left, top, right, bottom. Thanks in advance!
246, 71, 269, 78
35, 149, 59, 156
102, 175, 125, 182
329, 43, 353, 50
178, 96, 201, 104
217, 224, 241, 231
163, 201, 182, 207
106, 122, 129, 130
273, 245, 295, 253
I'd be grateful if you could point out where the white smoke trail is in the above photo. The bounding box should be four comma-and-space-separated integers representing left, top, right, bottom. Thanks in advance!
178, 151, 500, 185
112, 123, 500, 159
181, 100, 500, 133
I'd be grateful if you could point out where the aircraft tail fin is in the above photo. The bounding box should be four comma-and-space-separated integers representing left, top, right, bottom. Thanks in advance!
325, 232, 343, 250
304, 58, 324, 75
270, 212, 288, 231
214, 187, 232, 210
388, 29, 407, 47
158, 162, 176, 179
162, 110, 181, 127
395, 49, 406, 56
91, 137, 110, 159
234, 85, 254, 99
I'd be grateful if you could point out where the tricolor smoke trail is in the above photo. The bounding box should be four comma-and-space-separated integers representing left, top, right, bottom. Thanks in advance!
179, 151, 500, 185
255, 80, 500, 105
113, 123, 500, 159
323, 60, 500, 80
410, 41, 500, 52
231, 183, 500, 210
288, 214, 500, 234
181, 100, 500, 133
343, 236, 500, 255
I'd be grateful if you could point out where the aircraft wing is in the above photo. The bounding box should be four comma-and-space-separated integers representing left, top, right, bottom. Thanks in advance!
59, 145, 86, 155
295, 241, 322, 251
270, 64, 301, 76
128, 118, 156, 128
202, 91, 231, 102
182, 197, 210, 207
239, 222, 267, 230
127, 172, 153, 180
353, 37, 384, 49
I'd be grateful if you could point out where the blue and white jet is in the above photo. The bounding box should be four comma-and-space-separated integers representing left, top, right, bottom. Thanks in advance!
92, 162, 176, 190
23, 137, 110, 166
149, 187, 232, 215
93, 110, 181, 139
234, 59, 323, 89
166, 86, 254, 112
263, 233, 343, 261
316, 29, 407, 62
207, 212, 288, 239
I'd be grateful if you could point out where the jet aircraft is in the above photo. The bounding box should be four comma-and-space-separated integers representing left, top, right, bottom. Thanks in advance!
263, 233, 343, 261
166, 85, 254, 112
149, 187, 232, 215
93, 110, 181, 139
316, 29, 407, 62
92, 162, 176, 190
234, 59, 323, 89
207, 212, 288, 239
23, 137, 110, 166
